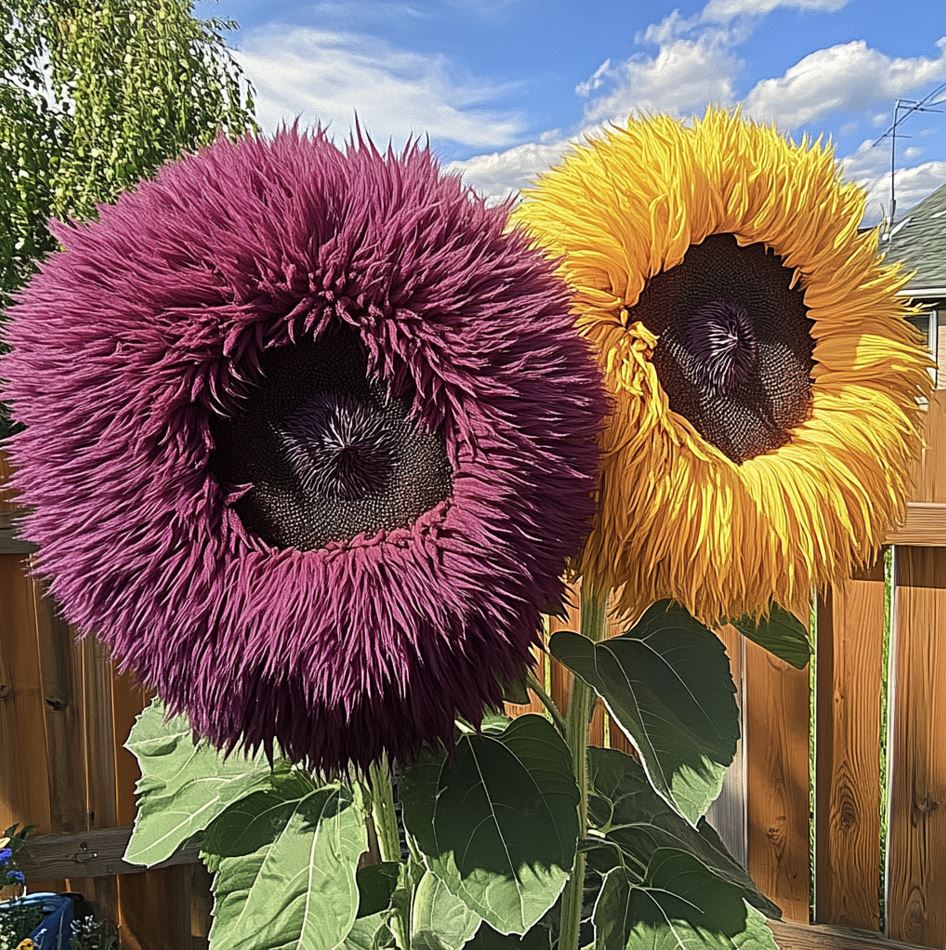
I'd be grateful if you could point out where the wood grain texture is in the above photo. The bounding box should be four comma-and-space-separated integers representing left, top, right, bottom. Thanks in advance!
111, 671, 147, 827
744, 635, 811, 922
815, 560, 885, 931
770, 918, 930, 950
707, 624, 747, 868
16, 825, 201, 880
885, 503, 946, 546
0, 452, 17, 516
32, 579, 87, 834
80, 635, 120, 928
0, 556, 52, 834
189, 862, 213, 949
911, 391, 946, 504
887, 547, 946, 947
120, 865, 196, 950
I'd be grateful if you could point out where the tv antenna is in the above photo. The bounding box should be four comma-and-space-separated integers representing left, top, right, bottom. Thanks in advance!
873, 82, 946, 232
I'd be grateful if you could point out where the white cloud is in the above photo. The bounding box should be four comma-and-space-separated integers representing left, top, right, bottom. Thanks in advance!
638, 9, 703, 44
842, 140, 946, 225
575, 59, 612, 97
577, 0, 845, 125
702, 0, 847, 21
744, 38, 946, 129
447, 136, 582, 202
841, 138, 894, 181
579, 30, 740, 122
883, 162, 946, 218
236, 25, 526, 148
860, 161, 946, 226
442, 0, 945, 223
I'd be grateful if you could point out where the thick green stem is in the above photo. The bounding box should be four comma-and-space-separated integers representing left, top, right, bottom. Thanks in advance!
558, 586, 609, 950
368, 755, 401, 862
527, 669, 567, 733
367, 755, 410, 949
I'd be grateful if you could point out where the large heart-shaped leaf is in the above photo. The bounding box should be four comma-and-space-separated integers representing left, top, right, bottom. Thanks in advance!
343, 864, 400, 950
343, 913, 394, 950
465, 923, 552, 950
732, 605, 811, 669
593, 851, 778, 949
586, 748, 778, 919
550, 600, 739, 823
202, 773, 367, 950
412, 871, 481, 950
400, 714, 579, 935
125, 699, 275, 866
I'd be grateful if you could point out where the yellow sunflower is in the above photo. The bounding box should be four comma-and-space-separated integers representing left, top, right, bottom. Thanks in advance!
513, 108, 931, 625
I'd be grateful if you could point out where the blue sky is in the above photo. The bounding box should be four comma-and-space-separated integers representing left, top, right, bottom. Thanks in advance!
200, 0, 946, 224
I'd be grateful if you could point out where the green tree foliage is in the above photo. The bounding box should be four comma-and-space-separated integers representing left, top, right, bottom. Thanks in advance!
0, 0, 256, 309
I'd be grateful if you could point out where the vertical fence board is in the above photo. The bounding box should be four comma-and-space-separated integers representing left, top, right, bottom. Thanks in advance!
111, 672, 168, 949
189, 863, 214, 949
815, 560, 885, 930
120, 865, 195, 950
708, 625, 747, 867
0, 556, 52, 833
745, 638, 811, 921
912, 392, 946, 503
0, 453, 16, 514
80, 636, 120, 928
887, 547, 946, 947
32, 579, 87, 835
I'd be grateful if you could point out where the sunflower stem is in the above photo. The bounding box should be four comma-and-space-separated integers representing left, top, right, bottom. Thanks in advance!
367, 755, 410, 950
526, 669, 567, 733
559, 585, 608, 950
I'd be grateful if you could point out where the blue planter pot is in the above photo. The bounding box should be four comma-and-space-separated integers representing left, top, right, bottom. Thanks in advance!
9, 892, 74, 949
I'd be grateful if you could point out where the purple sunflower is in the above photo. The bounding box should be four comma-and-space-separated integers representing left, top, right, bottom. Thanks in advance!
2, 129, 606, 770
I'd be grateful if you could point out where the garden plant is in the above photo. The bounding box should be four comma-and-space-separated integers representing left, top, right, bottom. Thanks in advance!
0, 826, 116, 950
1, 107, 932, 950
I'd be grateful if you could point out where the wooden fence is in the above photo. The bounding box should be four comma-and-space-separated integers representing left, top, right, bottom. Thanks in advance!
0, 454, 212, 949
2, 391, 946, 950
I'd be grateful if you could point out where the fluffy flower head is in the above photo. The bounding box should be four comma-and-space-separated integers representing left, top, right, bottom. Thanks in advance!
3, 129, 606, 769
513, 109, 930, 624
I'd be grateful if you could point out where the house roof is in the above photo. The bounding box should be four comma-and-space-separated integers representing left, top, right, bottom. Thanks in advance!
882, 182, 946, 297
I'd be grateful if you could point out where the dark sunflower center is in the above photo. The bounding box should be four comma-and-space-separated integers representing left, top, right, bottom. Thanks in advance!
209, 326, 453, 550
632, 234, 815, 463
281, 394, 395, 501
685, 300, 758, 396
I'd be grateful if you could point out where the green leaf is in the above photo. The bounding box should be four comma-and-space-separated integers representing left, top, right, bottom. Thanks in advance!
732, 605, 811, 669
412, 871, 481, 950
203, 774, 367, 950
465, 923, 551, 950
593, 851, 778, 949
479, 712, 514, 736
587, 748, 779, 919
356, 863, 400, 918
344, 914, 394, 950
124, 699, 274, 866
549, 600, 739, 823
500, 670, 531, 706
343, 865, 400, 950
401, 714, 579, 935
